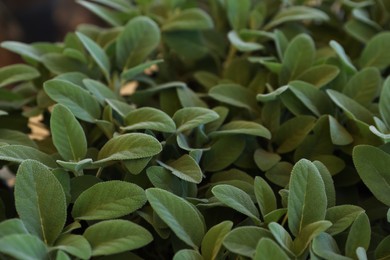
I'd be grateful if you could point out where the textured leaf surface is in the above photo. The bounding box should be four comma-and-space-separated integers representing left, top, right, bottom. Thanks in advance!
123, 107, 176, 133
173, 107, 219, 132
0, 234, 48, 260
0, 64, 40, 88
201, 221, 233, 260
0, 145, 56, 168
72, 181, 147, 220
158, 155, 203, 183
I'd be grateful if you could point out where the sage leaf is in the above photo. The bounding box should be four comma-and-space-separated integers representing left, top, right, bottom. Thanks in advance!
0, 234, 48, 260
157, 154, 203, 184
173, 107, 219, 133
15, 160, 67, 244
325, 205, 365, 235
212, 184, 260, 221
254, 238, 290, 260
54, 234, 92, 260
0, 145, 57, 168
353, 145, 390, 206
72, 180, 147, 220
173, 249, 203, 260
360, 32, 390, 69
268, 222, 293, 255
223, 226, 272, 258
254, 176, 277, 217
345, 212, 371, 258
121, 59, 163, 82
312, 232, 349, 260
297, 65, 340, 88
123, 107, 176, 133
0, 219, 28, 238
83, 219, 153, 256
51, 104, 87, 161
225, 0, 251, 30
211, 121, 271, 139
146, 188, 205, 249
209, 84, 258, 112
329, 40, 357, 73
44, 79, 101, 123
162, 8, 213, 31
0, 41, 42, 61
228, 31, 263, 52
83, 79, 117, 106
96, 133, 162, 164
201, 221, 233, 260
379, 77, 390, 128
288, 159, 327, 237
0, 64, 40, 88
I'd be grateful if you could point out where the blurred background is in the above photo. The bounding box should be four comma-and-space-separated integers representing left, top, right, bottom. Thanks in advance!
0, 0, 101, 67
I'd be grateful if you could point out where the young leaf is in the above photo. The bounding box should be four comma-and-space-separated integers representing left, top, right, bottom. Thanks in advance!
281, 34, 315, 82
0, 145, 57, 168
162, 8, 214, 31
116, 16, 160, 68
72, 180, 147, 220
56, 250, 71, 260
54, 234, 92, 260
83, 219, 153, 256
254, 238, 290, 260
201, 221, 233, 260
254, 176, 277, 217
288, 159, 327, 237
360, 32, 390, 69
325, 205, 365, 235
96, 133, 162, 164
223, 226, 273, 258
312, 232, 348, 260
0, 64, 40, 88
157, 154, 203, 184
173, 250, 203, 260
146, 188, 205, 249
76, 32, 110, 79
51, 104, 87, 161
228, 31, 264, 52
353, 145, 390, 206
313, 161, 336, 208
329, 40, 357, 73
0, 234, 48, 260
15, 160, 67, 244
268, 222, 294, 255
212, 184, 260, 221
0, 219, 28, 238
345, 212, 371, 258
44, 79, 101, 123
121, 59, 164, 82
328, 115, 353, 146
173, 107, 219, 133
122, 107, 176, 133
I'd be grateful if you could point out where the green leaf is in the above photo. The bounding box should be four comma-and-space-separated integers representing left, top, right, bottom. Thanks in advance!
56, 250, 71, 260
360, 32, 390, 69
44, 79, 101, 123
313, 161, 336, 208
123, 157, 151, 175
76, 32, 110, 79
256, 85, 289, 102
173, 107, 219, 133
0, 129, 37, 148
0, 219, 28, 238
223, 226, 272, 258
212, 184, 260, 221
201, 221, 233, 260
72, 180, 147, 220
54, 234, 92, 260
328, 115, 353, 145
209, 84, 258, 112
211, 121, 271, 139
325, 205, 365, 235
163, 8, 213, 31
84, 219, 153, 256
225, 0, 251, 30
0, 64, 40, 88
1, 41, 42, 61
15, 160, 67, 244
343, 67, 381, 106
375, 235, 390, 260
157, 155, 203, 184
228, 31, 263, 52
254, 238, 290, 260
254, 177, 277, 217
70, 175, 101, 203
268, 222, 293, 255
327, 89, 374, 125
42, 53, 90, 76
163, 31, 208, 61
51, 104, 87, 161
254, 148, 281, 172
202, 135, 245, 172
345, 212, 371, 258
329, 40, 357, 73
77, 1, 122, 26
146, 188, 205, 249
116, 16, 160, 68
264, 6, 329, 30
312, 232, 349, 260
265, 162, 293, 187
83, 79, 117, 106
292, 220, 332, 256
273, 116, 316, 154
353, 145, 390, 206
0, 234, 48, 260
0, 145, 57, 168
297, 65, 340, 88
288, 159, 327, 237
96, 133, 162, 164
122, 107, 176, 133
379, 77, 390, 128
173, 250, 203, 260
121, 59, 164, 82
281, 34, 315, 82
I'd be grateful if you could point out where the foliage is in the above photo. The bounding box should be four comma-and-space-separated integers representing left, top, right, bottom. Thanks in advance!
0, 0, 390, 259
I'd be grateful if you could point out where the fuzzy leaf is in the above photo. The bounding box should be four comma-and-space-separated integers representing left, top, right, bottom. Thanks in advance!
360, 32, 390, 69
162, 8, 213, 31
209, 84, 258, 112
201, 221, 233, 260
254, 176, 277, 217
297, 65, 340, 88
254, 238, 290, 260
54, 234, 92, 260
0, 219, 28, 238
15, 160, 67, 244
146, 188, 205, 249
345, 213, 371, 258
325, 205, 365, 235
0, 145, 57, 168
72, 181, 147, 220
157, 155, 203, 184
84, 220, 153, 256
123, 107, 176, 133
0, 64, 40, 88
211, 121, 271, 139
225, 0, 251, 30
228, 31, 263, 52
0, 234, 48, 260
173, 107, 219, 133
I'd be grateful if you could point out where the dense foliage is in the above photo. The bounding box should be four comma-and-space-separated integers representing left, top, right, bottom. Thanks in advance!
0, 0, 390, 259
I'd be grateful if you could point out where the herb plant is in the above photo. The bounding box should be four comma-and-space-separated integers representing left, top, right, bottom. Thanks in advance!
0, 0, 389, 259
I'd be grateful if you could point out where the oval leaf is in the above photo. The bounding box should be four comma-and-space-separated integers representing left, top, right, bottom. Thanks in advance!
0, 234, 48, 260
173, 107, 219, 133
0, 64, 40, 88
157, 154, 203, 184
201, 221, 233, 260
123, 107, 176, 133
0, 145, 57, 168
